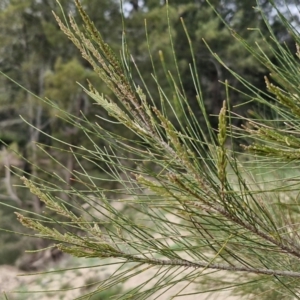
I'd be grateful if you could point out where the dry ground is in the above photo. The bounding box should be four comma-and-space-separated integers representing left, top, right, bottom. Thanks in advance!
0, 261, 240, 300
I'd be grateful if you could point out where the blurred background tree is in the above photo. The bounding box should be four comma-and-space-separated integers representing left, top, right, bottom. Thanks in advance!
0, 0, 124, 266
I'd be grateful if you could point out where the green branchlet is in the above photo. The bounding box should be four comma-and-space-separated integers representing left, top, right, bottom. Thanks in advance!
217, 100, 227, 186
243, 76, 300, 159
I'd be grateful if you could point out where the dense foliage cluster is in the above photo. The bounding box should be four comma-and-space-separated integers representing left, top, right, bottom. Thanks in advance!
1, 0, 300, 299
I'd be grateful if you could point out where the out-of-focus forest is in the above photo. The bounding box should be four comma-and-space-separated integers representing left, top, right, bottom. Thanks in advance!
0, 0, 298, 270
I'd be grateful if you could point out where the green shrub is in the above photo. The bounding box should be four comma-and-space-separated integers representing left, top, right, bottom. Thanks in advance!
4, 0, 300, 299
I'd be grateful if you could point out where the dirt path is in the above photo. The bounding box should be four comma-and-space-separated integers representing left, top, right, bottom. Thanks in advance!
1, 261, 240, 300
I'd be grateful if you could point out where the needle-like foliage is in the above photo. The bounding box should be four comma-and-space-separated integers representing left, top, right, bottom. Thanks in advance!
9, 0, 300, 299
